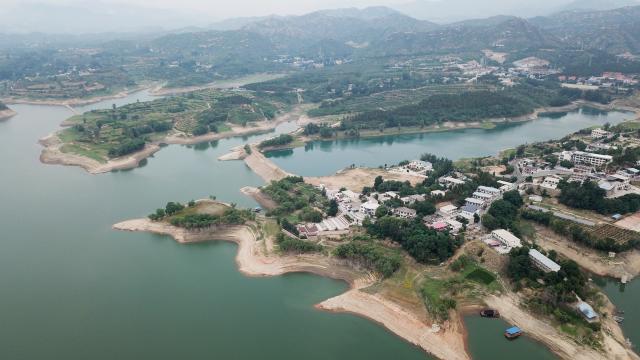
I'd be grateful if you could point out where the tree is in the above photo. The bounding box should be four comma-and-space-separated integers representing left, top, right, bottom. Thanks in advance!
327, 199, 339, 217
374, 176, 384, 190
375, 205, 389, 218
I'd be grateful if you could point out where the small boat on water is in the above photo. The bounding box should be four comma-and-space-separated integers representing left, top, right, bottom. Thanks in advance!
613, 316, 625, 323
504, 326, 523, 340
480, 309, 500, 318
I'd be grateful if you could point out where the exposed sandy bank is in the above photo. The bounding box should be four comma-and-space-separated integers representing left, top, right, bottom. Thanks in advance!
243, 144, 293, 183
112, 217, 472, 360
39, 133, 160, 174
240, 186, 277, 210
0, 108, 17, 120
217, 146, 247, 161
318, 289, 470, 360
305, 167, 425, 192
485, 293, 638, 360
2, 86, 151, 107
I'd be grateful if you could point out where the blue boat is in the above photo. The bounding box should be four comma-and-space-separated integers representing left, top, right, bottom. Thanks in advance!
504, 326, 522, 339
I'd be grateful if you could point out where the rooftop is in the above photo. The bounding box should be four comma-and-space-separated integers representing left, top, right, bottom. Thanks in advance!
529, 249, 561, 272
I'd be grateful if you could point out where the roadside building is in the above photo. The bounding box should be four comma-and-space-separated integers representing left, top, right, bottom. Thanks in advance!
497, 180, 516, 192
529, 249, 561, 273
438, 204, 459, 218
491, 229, 522, 249
540, 176, 562, 190
472, 191, 494, 202
465, 197, 485, 209
430, 190, 446, 198
393, 207, 417, 219
570, 151, 613, 167
477, 186, 502, 198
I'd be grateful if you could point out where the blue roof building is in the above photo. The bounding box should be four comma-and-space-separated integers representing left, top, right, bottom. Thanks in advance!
577, 302, 598, 321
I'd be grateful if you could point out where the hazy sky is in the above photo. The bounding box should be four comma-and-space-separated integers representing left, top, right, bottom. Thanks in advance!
4, 0, 411, 18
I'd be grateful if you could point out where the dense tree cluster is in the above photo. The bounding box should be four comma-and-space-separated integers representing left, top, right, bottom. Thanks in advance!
258, 134, 294, 149
262, 177, 329, 219
275, 233, 323, 253
341, 91, 534, 131
559, 181, 640, 215
507, 247, 587, 304
480, 190, 523, 234
366, 216, 463, 264
108, 138, 145, 158
334, 241, 402, 277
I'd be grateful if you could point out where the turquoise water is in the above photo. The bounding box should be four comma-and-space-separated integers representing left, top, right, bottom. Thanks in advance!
464, 315, 557, 360
266, 108, 632, 177
3, 93, 637, 359
0, 93, 428, 360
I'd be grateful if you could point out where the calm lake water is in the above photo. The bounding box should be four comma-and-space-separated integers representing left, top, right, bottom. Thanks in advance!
266, 108, 632, 177
1, 92, 635, 359
0, 92, 427, 360
594, 277, 640, 350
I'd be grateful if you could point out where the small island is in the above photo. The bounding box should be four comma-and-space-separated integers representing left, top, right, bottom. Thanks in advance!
39, 89, 298, 173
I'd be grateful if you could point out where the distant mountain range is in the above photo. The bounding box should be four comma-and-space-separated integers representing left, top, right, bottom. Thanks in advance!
392, 0, 640, 23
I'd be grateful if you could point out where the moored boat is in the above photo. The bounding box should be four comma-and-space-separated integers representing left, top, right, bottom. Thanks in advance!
480, 309, 500, 318
504, 326, 522, 339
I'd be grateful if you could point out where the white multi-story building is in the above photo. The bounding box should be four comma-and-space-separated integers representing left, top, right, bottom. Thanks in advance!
491, 229, 522, 249
393, 207, 417, 219
540, 176, 561, 190
472, 191, 494, 202
439, 176, 466, 188
591, 128, 612, 139
570, 151, 613, 167
529, 249, 561, 273
360, 200, 380, 217
438, 204, 459, 217
465, 197, 485, 208
476, 186, 501, 197
497, 180, 516, 192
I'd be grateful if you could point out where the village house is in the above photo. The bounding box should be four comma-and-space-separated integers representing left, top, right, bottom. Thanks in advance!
598, 174, 631, 198
540, 175, 562, 190
439, 176, 466, 188
476, 186, 501, 198
459, 204, 479, 222
529, 248, 561, 273
497, 180, 516, 192
406, 160, 433, 173
564, 151, 613, 167
393, 207, 417, 219
491, 229, 522, 250
430, 190, 446, 197
577, 302, 599, 322
401, 194, 426, 205
591, 128, 612, 139
360, 199, 380, 217
438, 204, 459, 218
465, 197, 485, 209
